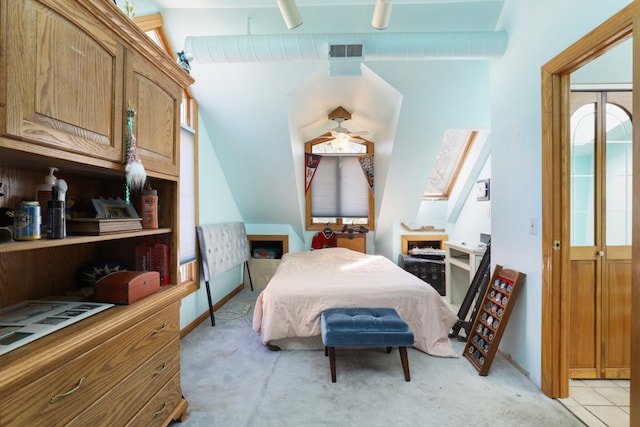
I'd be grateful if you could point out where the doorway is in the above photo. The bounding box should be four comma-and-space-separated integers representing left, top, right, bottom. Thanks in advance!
540, 3, 639, 414
568, 91, 632, 379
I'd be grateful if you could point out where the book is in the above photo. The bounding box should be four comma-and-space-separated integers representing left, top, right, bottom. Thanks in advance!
67, 218, 143, 235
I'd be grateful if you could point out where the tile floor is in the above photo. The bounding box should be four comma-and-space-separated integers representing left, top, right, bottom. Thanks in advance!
558, 379, 630, 426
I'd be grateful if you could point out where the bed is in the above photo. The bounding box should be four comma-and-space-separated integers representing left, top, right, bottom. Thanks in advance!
252, 247, 459, 358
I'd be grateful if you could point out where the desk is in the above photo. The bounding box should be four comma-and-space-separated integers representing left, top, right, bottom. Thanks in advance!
444, 242, 487, 309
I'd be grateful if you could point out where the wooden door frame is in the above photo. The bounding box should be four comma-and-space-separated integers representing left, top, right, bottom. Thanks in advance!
540, 3, 639, 417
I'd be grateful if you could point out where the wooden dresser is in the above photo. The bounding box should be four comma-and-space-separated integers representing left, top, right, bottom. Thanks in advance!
336, 232, 367, 253
0, 0, 193, 425
0, 288, 187, 426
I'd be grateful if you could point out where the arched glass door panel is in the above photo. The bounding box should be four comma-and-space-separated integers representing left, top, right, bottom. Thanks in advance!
605, 103, 632, 246
570, 103, 596, 247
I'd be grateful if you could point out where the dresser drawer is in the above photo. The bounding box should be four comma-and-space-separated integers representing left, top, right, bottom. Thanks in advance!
0, 301, 179, 427
125, 372, 184, 427
68, 337, 181, 426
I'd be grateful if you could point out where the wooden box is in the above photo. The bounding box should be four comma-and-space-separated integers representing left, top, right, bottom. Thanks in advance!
95, 271, 160, 304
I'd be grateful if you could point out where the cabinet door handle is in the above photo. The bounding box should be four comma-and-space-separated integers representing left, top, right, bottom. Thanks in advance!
49, 377, 85, 404
152, 402, 168, 418
151, 362, 167, 378
151, 323, 167, 335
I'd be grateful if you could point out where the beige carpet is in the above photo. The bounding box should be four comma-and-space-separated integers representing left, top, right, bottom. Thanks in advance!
172, 289, 583, 427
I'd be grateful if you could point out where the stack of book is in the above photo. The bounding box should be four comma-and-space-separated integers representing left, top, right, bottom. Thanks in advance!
67, 218, 143, 235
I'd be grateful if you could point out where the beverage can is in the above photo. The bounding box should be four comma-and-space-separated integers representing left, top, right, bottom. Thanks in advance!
13, 201, 41, 240
47, 200, 65, 239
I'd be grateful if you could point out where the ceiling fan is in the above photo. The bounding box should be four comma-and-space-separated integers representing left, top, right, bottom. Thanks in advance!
326, 106, 368, 146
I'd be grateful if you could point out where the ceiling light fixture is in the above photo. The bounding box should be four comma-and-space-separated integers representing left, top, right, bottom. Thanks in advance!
371, 0, 393, 30
331, 133, 349, 150
277, 0, 303, 30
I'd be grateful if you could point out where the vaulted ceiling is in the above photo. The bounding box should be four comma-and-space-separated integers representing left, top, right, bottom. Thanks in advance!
132, 0, 505, 248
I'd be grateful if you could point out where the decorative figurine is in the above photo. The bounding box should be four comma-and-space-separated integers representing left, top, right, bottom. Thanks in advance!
124, 104, 146, 204
125, 0, 135, 19
177, 51, 192, 74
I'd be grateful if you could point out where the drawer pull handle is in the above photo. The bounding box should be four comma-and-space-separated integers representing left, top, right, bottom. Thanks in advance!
151, 323, 167, 335
151, 362, 167, 378
152, 402, 168, 418
49, 377, 85, 404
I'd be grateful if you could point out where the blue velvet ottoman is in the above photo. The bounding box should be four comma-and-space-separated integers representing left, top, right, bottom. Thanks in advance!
321, 307, 414, 383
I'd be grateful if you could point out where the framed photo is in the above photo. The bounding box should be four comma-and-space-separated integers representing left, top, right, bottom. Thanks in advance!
0, 300, 113, 356
92, 198, 139, 218
475, 179, 490, 201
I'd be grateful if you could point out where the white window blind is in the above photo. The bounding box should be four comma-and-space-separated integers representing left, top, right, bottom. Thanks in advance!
180, 125, 196, 263
311, 156, 369, 218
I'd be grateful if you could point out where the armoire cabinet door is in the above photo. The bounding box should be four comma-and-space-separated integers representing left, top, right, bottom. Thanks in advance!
2, 0, 124, 163
125, 50, 181, 177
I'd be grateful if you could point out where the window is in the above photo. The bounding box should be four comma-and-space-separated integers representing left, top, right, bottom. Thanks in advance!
305, 137, 374, 231
134, 14, 195, 128
179, 126, 197, 264
135, 14, 199, 290
424, 130, 477, 200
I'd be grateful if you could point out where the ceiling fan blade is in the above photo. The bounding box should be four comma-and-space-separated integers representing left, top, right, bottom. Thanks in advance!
324, 111, 369, 141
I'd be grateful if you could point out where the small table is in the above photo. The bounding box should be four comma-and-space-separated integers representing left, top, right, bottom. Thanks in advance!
444, 241, 487, 309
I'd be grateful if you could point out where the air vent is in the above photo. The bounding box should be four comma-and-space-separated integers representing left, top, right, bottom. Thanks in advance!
329, 44, 363, 59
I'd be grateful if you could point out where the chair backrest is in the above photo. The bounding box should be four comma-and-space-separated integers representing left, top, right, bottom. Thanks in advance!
196, 222, 250, 282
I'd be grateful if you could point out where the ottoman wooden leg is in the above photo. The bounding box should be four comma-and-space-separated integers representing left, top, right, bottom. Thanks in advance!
328, 346, 337, 383
399, 346, 411, 382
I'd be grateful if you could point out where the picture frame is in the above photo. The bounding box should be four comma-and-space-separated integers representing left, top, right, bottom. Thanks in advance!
92, 198, 139, 218
476, 178, 490, 201
0, 300, 113, 356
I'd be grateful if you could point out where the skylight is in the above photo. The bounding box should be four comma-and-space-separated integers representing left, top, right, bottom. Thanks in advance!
423, 130, 477, 200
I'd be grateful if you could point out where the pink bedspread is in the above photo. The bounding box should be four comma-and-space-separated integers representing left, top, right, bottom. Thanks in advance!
252, 248, 459, 357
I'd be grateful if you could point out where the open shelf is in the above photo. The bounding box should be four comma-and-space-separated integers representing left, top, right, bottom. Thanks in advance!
0, 228, 171, 254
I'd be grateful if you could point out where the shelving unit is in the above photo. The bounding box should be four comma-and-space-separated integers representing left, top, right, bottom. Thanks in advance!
0, 0, 193, 425
244, 235, 289, 289
0, 229, 172, 254
444, 241, 487, 309
400, 234, 448, 254
464, 265, 526, 376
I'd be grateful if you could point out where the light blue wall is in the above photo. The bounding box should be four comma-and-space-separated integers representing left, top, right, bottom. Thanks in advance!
411, 128, 491, 246
490, 0, 631, 387
450, 156, 491, 242
179, 117, 244, 329
368, 60, 492, 260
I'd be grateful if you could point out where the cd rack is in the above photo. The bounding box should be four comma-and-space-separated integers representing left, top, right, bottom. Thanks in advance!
463, 265, 526, 376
